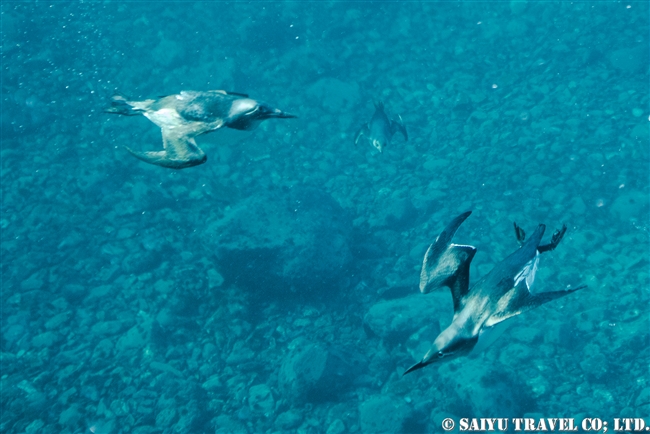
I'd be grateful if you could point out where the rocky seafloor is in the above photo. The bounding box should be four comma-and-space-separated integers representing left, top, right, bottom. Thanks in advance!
1, 1, 649, 433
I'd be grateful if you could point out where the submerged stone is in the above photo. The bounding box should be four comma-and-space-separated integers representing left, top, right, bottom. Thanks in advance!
24, 419, 45, 434
438, 361, 531, 417
91, 320, 124, 336
225, 341, 255, 365
610, 190, 649, 221
326, 418, 346, 434
364, 294, 445, 342
31, 331, 60, 348
45, 312, 72, 330
358, 395, 412, 434
248, 384, 274, 415
609, 45, 648, 73
275, 409, 303, 430
203, 187, 352, 296
155, 407, 178, 428
213, 415, 248, 433
58, 404, 82, 428
278, 338, 361, 403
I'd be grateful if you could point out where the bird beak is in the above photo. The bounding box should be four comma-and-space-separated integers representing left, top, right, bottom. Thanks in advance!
270, 108, 297, 119
403, 361, 427, 375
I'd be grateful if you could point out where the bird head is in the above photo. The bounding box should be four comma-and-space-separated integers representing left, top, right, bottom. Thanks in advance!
226, 98, 296, 131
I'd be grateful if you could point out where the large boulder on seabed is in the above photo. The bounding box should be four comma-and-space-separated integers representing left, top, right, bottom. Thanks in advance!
202, 187, 353, 295
278, 338, 364, 403
364, 293, 448, 344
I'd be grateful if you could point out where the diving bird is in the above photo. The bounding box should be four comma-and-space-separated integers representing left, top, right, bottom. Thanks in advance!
404, 213, 585, 375
105, 90, 296, 169
354, 101, 407, 153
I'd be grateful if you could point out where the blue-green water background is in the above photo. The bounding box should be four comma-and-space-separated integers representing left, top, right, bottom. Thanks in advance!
1, 1, 649, 433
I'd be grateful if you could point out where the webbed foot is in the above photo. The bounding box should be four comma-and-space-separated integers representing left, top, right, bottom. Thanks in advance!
513, 222, 526, 246
538, 224, 567, 253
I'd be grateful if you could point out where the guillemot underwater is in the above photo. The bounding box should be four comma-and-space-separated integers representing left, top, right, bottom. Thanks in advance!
405, 212, 586, 374
106, 90, 296, 169
354, 101, 407, 153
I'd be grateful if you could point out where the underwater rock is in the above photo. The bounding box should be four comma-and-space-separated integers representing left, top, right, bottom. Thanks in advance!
307, 77, 360, 112
438, 362, 532, 417
326, 418, 346, 434
610, 190, 649, 221
278, 338, 360, 403
44, 311, 72, 330
635, 388, 650, 414
275, 409, 303, 430
630, 121, 649, 143
20, 275, 44, 291
364, 294, 445, 343
203, 187, 352, 295
116, 318, 152, 353
382, 198, 418, 230
91, 320, 125, 336
366, 187, 419, 230
110, 399, 130, 417
213, 414, 248, 434
122, 250, 162, 275
225, 341, 255, 365
24, 419, 45, 434
278, 341, 329, 402
358, 395, 412, 434
509, 0, 528, 14
499, 343, 533, 366
62, 284, 87, 301
579, 344, 609, 381
207, 269, 224, 288
92, 338, 114, 359
525, 375, 551, 398
150, 361, 183, 378
609, 45, 648, 73
248, 384, 274, 415
201, 373, 222, 389
5, 324, 26, 346
155, 407, 178, 428
31, 331, 60, 348
58, 404, 82, 428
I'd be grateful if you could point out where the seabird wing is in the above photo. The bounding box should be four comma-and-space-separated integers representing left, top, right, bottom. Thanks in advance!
469, 320, 514, 357
124, 130, 207, 169
448, 244, 477, 311
419, 211, 473, 294
485, 283, 587, 328
105, 95, 154, 116
391, 115, 408, 141
354, 124, 369, 146
435, 211, 472, 247
161, 130, 201, 158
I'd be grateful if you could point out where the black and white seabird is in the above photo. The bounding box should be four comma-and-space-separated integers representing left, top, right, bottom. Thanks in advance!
404, 212, 586, 374
354, 101, 407, 153
106, 90, 296, 169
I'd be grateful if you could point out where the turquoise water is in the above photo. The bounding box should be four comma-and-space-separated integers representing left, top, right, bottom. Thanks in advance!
1, 1, 648, 433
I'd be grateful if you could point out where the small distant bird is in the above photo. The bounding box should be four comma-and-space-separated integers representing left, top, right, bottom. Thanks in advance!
105, 90, 296, 169
404, 212, 586, 374
354, 101, 407, 153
